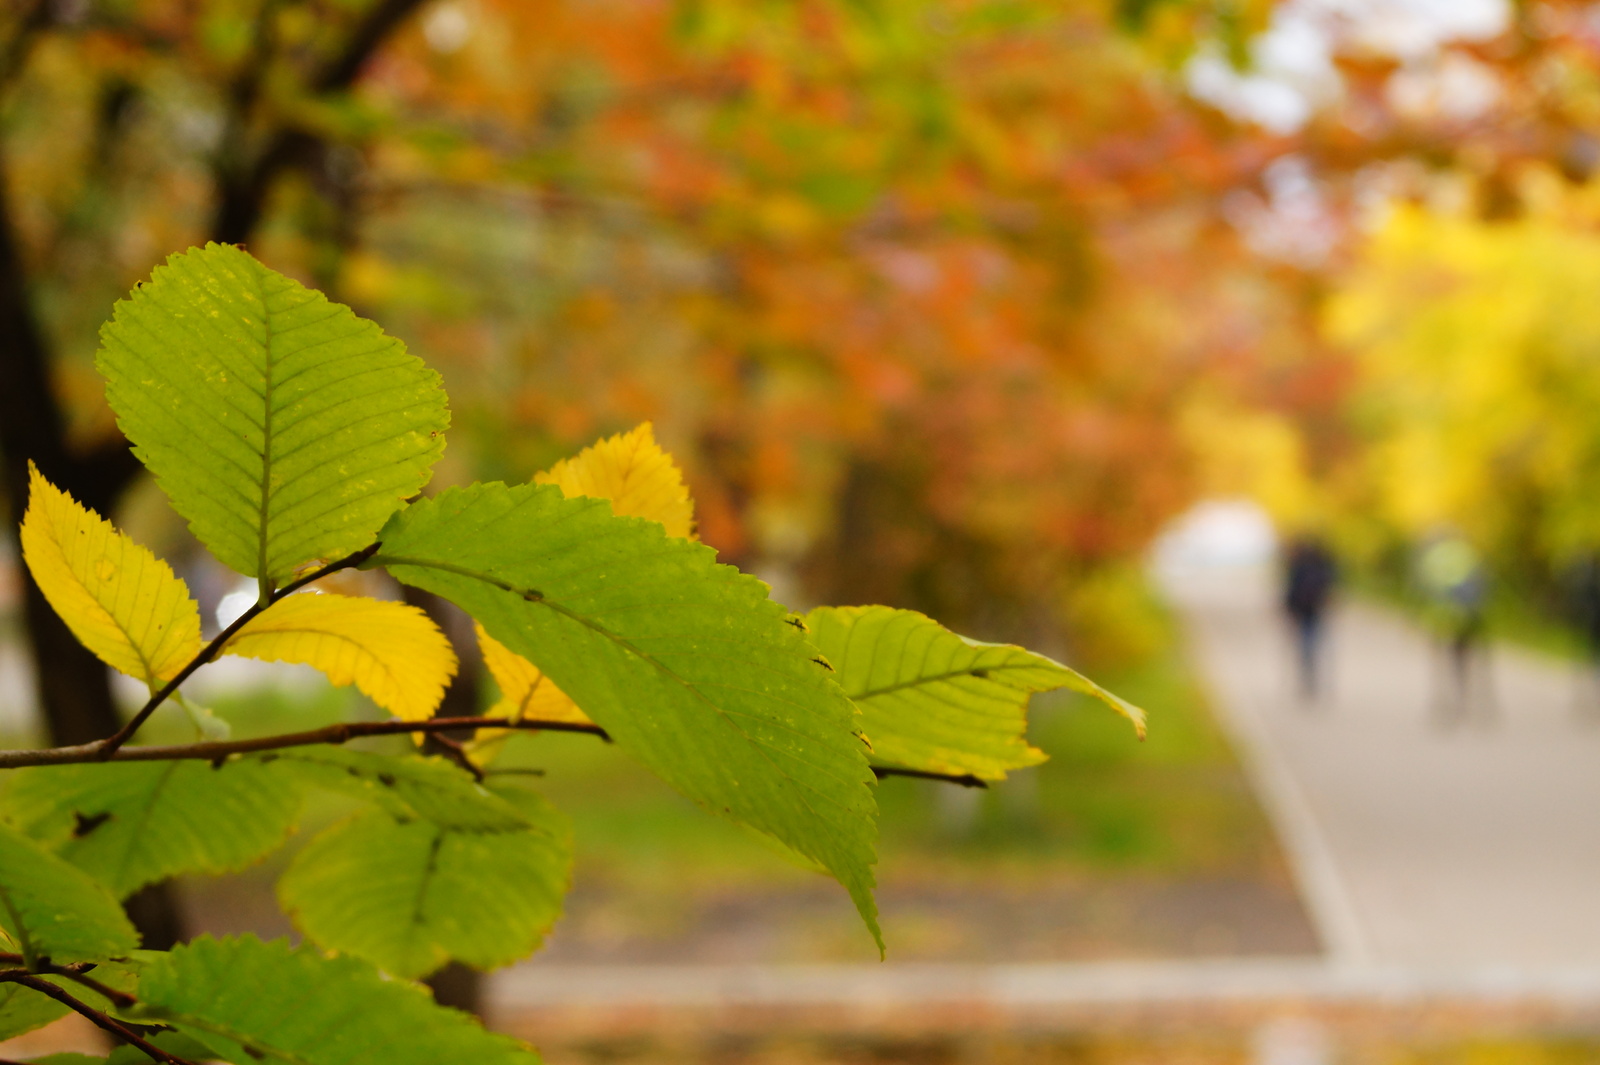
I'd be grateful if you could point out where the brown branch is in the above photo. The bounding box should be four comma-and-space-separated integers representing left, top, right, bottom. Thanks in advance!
0, 953, 137, 1010
0, 971, 195, 1065
211, 0, 432, 243
312, 0, 431, 93
0, 716, 610, 769
870, 766, 988, 789
0, 0, 53, 94
96, 543, 383, 757
423, 733, 483, 782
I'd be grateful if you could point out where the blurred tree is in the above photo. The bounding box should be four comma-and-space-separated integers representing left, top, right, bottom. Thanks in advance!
1202, 0, 1600, 602
0, 0, 439, 950
0, 0, 1300, 758
1328, 195, 1600, 593
0, 0, 441, 739
328, 0, 1289, 653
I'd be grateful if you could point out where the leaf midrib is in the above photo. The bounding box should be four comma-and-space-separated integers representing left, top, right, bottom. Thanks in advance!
373, 552, 867, 827
44, 500, 163, 683
105, 761, 182, 894
404, 827, 447, 974
849, 660, 1052, 701
255, 265, 277, 597
0, 870, 36, 968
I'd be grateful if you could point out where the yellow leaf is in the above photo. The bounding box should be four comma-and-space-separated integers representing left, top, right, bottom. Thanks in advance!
223, 593, 457, 722
476, 623, 591, 725
536, 422, 696, 539
20, 463, 201, 684
468, 422, 693, 749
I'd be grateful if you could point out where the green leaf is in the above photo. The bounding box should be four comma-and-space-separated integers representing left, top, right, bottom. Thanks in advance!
3, 760, 302, 898
105, 1032, 224, 1064
96, 243, 449, 587
29, 1031, 222, 1065
278, 783, 571, 978
369, 483, 882, 949
806, 605, 1146, 782
0, 824, 138, 966
0, 980, 69, 1042
131, 935, 541, 1065
255, 748, 528, 830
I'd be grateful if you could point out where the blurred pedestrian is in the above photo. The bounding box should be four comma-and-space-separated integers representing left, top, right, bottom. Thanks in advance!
1562, 553, 1600, 721
1417, 536, 1491, 728
1283, 535, 1337, 701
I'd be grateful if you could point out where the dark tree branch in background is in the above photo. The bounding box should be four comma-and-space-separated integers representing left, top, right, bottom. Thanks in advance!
0, 0, 435, 952
314, 0, 432, 93
0, 155, 138, 750
0, 0, 162, 757
0, 0, 54, 94
0, 971, 196, 1065
211, 0, 433, 244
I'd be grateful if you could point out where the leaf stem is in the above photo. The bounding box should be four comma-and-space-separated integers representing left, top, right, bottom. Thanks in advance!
422, 733, 484, 782
0, 970, 195, 1064
94, 543, 382, 758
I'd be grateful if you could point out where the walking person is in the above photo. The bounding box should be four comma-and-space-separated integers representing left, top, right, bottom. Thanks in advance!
1283, 535, 1338, 702
1562, 553, 1600, 721
1417, 535, 1491, 728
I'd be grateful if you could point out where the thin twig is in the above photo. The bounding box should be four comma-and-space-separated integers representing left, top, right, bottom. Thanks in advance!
0, 954, 138, 1009
0, 971, 194, 1065
54, 966, 137, 1011
424, 733, 483, 782
4, 543, 993, 789
871, 766, 988, 788
0, 712, 989, 791
96, 543, 382, 757
0, 716, 610, 769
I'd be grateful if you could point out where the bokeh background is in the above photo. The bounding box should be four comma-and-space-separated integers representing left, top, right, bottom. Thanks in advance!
9, 0, 1600, 1061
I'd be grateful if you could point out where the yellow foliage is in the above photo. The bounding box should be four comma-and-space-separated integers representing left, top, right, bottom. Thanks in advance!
1059, 564, 1167, 670
223, 593, 457, 722
476, 623, 591, 725
1327, 202, 1600, 560
535, 423, 696, 540
20, 463, 201, 684
1179, 397, 1316, 527
468, 422, 696, 756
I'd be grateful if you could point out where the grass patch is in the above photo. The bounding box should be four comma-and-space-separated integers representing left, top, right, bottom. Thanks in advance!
496, 625, 1281, 893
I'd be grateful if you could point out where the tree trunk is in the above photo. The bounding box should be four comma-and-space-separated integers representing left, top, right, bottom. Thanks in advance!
402, 586, 488, 1016
0, 153, 185, 948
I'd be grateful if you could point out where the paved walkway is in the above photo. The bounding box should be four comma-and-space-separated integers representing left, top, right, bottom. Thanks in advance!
1166, 562, 1600, 969
487, 958, 1600, 1039
482, 561, 1600, 1034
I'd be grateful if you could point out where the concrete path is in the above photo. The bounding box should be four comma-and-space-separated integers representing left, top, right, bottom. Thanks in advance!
484, 561, 1600, 1033
1165, 562, 1600, 969
487, 958, 1600, 1040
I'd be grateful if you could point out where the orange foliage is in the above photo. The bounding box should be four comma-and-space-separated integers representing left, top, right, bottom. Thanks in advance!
10, 0, 1311, 641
